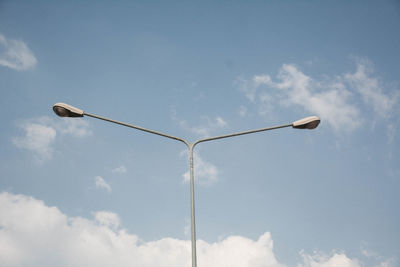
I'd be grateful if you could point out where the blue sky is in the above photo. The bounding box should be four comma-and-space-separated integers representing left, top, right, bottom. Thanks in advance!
1, 1, 399, 266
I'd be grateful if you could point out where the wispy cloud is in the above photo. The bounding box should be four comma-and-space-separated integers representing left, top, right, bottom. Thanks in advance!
57, 119, 92, 137
189, 116, 228, 137
237, 59, 398, 132
12, 122, 56, 162
299, 250, 361, 267
112, 165, 127, 174
181, 150, 218, 185
0, 33, 37, 71
173, 112, 228, 138
94, 211, 120, 229
360, 246, 396, 267
276, 64, 360, 131
12, 116, 91, 162
345, 59, 396, 117
95, 176, 111, 192
0, 192, 394, 267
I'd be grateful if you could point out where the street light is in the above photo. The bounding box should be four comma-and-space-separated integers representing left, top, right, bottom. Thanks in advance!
53, 103, 84, 117
52, 102, 320, 267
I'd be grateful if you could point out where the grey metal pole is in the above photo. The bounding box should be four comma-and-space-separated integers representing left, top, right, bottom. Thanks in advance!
188, 143, 197, 267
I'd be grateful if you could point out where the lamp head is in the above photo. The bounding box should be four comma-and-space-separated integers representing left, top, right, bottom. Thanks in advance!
292, 116, 320, 129
53, 103, 84, 117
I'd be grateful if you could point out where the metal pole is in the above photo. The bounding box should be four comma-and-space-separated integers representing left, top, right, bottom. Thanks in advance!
188, 143, 197, 267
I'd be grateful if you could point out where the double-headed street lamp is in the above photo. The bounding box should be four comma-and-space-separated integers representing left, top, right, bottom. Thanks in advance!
53, 102, 320, 267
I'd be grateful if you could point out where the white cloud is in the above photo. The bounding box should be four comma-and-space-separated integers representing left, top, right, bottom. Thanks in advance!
241, 64, 360, 131
182, 151, 218, 185
95, 176, 111, 192
57, 118, 92, 137
237, 60, 397, 132
361, 248, 377, 258
94, 211, 120, 229
0, 33, 37, 71
12, 122, 56, 162
190, 116, 228, 138
12, 116, 91, 161
173, 113, 229, 138
237, 76, 257, 103
299, 251, 361, 267
0, 192, 394, 267
344, 60, 395, 117
0, 192, 279, 267
253, 74, 272, 87
216, 116, 227, 128
378, 259, 397, 267
360, 246, 396, 267
198, 232, 283, 267
112, 165, 127, 174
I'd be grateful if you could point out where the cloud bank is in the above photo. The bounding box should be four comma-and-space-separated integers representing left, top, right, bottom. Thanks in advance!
0, 33, 37, 71
0, 192, 389, 267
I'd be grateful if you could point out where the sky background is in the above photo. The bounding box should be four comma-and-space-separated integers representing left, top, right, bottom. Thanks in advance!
1, 1, 399, 266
